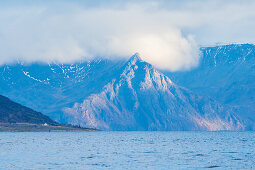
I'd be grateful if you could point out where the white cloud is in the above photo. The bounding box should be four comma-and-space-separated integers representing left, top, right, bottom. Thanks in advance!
0, 0, 254, 71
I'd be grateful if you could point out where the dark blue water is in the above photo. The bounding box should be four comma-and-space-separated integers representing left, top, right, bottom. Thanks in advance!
0, 131, 254, 169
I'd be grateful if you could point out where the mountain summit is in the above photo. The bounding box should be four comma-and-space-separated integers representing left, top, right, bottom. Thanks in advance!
127, 53, 142, 63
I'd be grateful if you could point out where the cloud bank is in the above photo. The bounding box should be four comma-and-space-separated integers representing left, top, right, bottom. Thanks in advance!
0, 0, 255, 71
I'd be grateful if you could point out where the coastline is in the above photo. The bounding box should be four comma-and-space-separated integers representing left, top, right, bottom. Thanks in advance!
0, 123, 97, 132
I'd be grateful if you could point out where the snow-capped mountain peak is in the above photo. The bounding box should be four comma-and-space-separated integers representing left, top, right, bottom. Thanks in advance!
127, 53, 142, 64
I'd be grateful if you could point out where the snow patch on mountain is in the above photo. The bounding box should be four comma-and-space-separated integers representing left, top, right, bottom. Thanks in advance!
22, 70, 50, 84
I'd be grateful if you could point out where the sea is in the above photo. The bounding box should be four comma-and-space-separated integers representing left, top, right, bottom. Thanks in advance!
0, 131, 254, 169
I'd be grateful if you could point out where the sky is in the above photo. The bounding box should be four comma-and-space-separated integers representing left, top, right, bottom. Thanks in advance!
0, 0, 255, 71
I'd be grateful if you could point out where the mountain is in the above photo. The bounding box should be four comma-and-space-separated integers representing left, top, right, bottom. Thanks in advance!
166, 44, 255, 129
0, 48, 251, 130
62, 54, 243, 130
0, 94, 58, 125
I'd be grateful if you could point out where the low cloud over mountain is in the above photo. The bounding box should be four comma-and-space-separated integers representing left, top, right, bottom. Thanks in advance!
1, 0, 255, 71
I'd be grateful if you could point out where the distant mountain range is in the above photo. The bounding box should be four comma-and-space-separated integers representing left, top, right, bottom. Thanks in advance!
0, 44, 254, 130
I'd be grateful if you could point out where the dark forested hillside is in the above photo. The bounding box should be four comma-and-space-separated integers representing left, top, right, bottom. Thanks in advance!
0, 94, 58, 125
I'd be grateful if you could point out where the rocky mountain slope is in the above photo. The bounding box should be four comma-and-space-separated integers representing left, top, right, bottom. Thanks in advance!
166, 44, 255, 129
0, 59, 125, 122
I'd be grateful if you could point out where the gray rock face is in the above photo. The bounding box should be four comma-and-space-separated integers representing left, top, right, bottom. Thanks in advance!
63, 54, 244, 130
